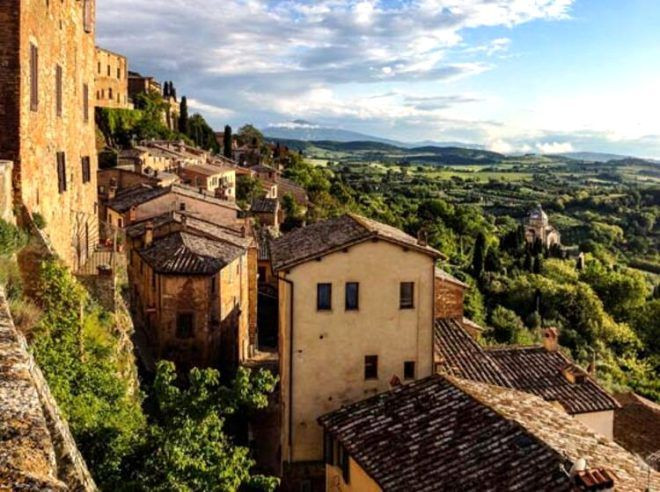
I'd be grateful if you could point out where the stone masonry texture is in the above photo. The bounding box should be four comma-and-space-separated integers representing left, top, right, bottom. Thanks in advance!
0, 0, 99, 270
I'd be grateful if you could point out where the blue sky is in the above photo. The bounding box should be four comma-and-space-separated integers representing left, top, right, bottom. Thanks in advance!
97, 0, 660, 157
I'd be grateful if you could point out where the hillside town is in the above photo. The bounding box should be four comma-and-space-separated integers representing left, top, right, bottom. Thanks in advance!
0, 1, 658, 491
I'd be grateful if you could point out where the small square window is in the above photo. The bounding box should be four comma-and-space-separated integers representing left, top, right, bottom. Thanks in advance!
176, 313, 194, 339
365, 355, 378, 380
317, 283, 331, 311
400, 282, 414, 309
345, 282, 359, 311
404, 361, 415, 380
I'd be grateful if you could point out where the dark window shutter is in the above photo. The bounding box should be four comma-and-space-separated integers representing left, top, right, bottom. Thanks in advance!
55, 65, 62, 117
57, 152, 67, 193
81, 156, 91, 184
83, 83, 89, 122
30, 44, 38, 111
339, 445, 350, 484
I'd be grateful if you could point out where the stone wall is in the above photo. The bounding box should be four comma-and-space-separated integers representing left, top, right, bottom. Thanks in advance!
435, 277, 465, 320
0, 286, 96, 490
95, 47, 129, 109
1, 0, 99, 270
0, 161, 14, 224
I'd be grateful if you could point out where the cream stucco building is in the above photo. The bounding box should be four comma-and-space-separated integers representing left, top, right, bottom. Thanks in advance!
524, 204, 561, 248
270, 214, 442, 489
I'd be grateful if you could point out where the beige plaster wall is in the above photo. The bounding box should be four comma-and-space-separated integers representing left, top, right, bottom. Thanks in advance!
575, 410, 614, 440
278, 239, 436, 463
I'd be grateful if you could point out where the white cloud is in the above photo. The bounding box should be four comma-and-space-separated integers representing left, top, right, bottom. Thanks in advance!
187, 99, 234, 118
535, 141, 574, 154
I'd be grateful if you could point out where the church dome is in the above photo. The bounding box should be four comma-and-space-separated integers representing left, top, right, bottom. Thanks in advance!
529, 204, 548, 224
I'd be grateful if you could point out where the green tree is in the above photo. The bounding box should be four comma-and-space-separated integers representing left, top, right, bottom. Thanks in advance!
238, 124, 264, 148
188, 114, 220, 153
489, 306, 535, 345
472, 232, 487, 279
223, 125, 233, 159
236, 175, 265, 206
178, 96, 189, 135
134, 362, 278, 492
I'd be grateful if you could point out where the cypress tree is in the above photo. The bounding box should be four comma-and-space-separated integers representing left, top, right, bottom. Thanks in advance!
223, 125, 233, 159
178, 96, 189, 135
472, 232, 487, 279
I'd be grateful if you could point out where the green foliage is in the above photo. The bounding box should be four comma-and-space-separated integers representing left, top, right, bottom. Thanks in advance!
30, 260, 146, 487
0, 219, 27, 256
488, 306, 535, 345
237, 175, 265, 206
188, 114, 221, 153
132, 362, 278, 492
472, 232, 487, 279
223, 125, 233, 159
32, 213, 46, 230
178, 96, 189, 135
237, 124, 265, 148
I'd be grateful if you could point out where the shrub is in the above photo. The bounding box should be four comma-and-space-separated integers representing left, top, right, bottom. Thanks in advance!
0, 219, 27, 256
32, 212, 46, 230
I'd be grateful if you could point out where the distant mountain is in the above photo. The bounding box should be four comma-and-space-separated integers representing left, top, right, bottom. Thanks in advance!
557, 151, 634, 162
263, 120, 483, 149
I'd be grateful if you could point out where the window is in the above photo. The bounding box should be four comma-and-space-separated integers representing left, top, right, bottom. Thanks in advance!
179, 203, 186, 211
364, 355, 378, 380
108, 88, 113, 100
210, 276, 216, 294
345, 282, 359, 310
107, 64, 111, 76
400, 282, 415, 309
97, 61, 101, 74
30, 44, 38, 111
83, 83, 89, 122
404, 361, 416, 380
56, 152, 67, 193
323, 432, 335, 465
81, 156, 91, 183
317, 283, 331, 311
55, 64, 62, 117
176, 313, 194, 339
83, 0, 94, 33
338, 445, 350, 484
117, 67, 121, 79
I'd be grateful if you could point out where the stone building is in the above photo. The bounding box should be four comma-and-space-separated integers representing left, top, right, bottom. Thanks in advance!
319, 374, 658, 491
128, 71, 161, 99
250, 197, 281, 229
127, 222, 250, 372
0, 0, 99, 269
104, 184, 239, 230
179, 164, 236, 200
270, 214, 443, 489
524, 204, 561, 248
94, 46, 129, 109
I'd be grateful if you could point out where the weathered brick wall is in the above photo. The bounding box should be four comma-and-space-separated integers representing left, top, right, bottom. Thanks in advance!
435, 278, 465, 320
0, 286, 96, 491
0, 3, 20, 166
94, 47, 129, 109
14, 0, 99, 269
0, 161, 15, 224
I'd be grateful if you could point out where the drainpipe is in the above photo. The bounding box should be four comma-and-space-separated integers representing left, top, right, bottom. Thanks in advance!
278, 273, 295, 463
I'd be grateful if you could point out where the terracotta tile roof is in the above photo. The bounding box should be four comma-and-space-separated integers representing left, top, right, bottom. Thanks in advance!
435, 321, 619, 415
319, 375, 659, 491
435, 267, 468, 288
106, 185, 169, 213
434, 318, 511, 386
485, 346, 620, 415
271, 214, 441, 271
613, 392, 660, 469
138, 231, 244, 275
251, 197, 279, 214
182, 163, 228, 176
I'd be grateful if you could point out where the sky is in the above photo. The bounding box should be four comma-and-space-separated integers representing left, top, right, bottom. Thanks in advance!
97, 0, 660, 157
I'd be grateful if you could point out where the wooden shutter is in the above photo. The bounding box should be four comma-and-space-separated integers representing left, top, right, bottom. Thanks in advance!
81, 156, 91, 184
55, 65, 62, 117
83, 83, 89, 122
57, 152, 67, 193
30, 44, 38, 111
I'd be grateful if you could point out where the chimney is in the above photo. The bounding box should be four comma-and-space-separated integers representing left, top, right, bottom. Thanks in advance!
144, 221, 154, 247
543, 327, 559, 352
108, 185, 117, 200
417, 230, 428, 247
241, 225, 246, 238
180, 214, 187, 231
389, 375, 402, 388
128, 205, 137, 224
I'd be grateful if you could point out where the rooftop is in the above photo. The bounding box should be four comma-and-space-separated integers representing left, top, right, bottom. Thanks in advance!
270, 214, 442, 271
106, 185, 169, 213
434, 318, 511, 386
183, 163, 231, 176
613, 392, 660, 469
486, 346, 621, 415
435, 320, 619, 415
435, 267, 469, 288
319, 375, 658, 492
251, 197, 279, 214
138, 231, 245, 275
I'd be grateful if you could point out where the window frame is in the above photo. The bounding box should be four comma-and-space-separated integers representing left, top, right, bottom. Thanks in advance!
56, 152, 67, 194
400, 282, 415, 309
81, 156, 91, 184
55, 64, 62, 117
317, 283, 332, 311
176, 312, 195, 339
404, 361, 416, 380
345, 282, 359, 311
364, 355, 378, 380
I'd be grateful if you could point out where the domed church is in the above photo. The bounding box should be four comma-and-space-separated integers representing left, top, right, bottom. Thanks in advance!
524, 204, 561, 248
